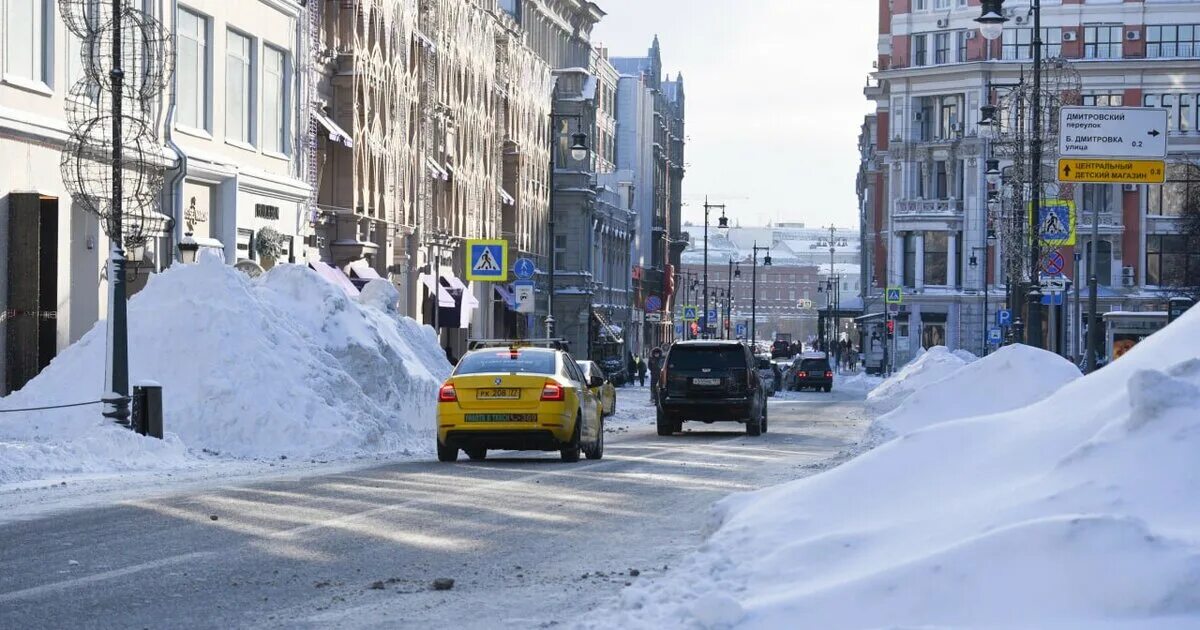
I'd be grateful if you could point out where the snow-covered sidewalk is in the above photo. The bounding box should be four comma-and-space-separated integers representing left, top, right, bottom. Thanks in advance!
587, 312, 1200, 629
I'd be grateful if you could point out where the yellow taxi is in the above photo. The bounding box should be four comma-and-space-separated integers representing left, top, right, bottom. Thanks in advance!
436, 341, 604, 463
576, 360, 616, 417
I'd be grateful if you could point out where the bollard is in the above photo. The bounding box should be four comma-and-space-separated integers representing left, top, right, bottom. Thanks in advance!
132, 382, 164, 439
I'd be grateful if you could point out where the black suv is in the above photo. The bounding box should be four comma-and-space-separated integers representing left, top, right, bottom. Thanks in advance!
655, 341, 768, 437
788, 354, 834, 392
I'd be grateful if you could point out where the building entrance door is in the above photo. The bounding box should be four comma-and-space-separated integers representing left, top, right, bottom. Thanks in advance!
5, 194, 59, 395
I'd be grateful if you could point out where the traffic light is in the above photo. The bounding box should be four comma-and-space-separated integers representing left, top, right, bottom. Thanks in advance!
886, 319, 895, 337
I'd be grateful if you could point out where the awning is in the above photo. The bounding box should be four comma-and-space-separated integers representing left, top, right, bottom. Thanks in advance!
313, 111, 353, 148
498, 186, 515, 206
309, 260, 360, 297
494, 285, 517, 309
443, 274, 479, 309
349, 261, 381, 280
419, 274, 456, 307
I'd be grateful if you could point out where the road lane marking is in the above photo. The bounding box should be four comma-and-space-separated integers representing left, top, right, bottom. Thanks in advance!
0, 552, 214, 604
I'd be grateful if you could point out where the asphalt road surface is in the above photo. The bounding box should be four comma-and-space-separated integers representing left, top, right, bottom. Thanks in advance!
0, 388, 868, 629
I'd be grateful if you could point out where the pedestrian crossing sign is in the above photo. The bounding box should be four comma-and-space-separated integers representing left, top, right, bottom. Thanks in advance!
885, 286, 903, 304
1032, 200, 1076, 246
465, 239, 508, 282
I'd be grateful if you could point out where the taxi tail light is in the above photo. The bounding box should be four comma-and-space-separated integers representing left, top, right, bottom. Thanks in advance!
541, 381, 564, 401
438, 383, 457, 402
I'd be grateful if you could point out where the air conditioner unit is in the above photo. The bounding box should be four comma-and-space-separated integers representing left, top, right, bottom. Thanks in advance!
1122, 183, 1138, 192
1013, 15, 1028, 25
1126, 30, 1141, 41
936, 18, 950, 29
1122, 275, 1136, 288
1062, 31, 1078, 42
914, 111, 924, 121
1121, 266, 1136, 286
965, 30, 977, 40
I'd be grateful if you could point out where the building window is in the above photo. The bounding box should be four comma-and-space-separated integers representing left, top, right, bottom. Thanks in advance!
939, 97, 960, 139
934, 161, 949, 199
1147, 235, 1200, 287
924, 231, 948, 286
1082, 184, 1113, 215
934, 32, 950, 65
4, 0, 50, 84
913, 0, 927, 10
177, 7, 209, 130
1002, 27, 1061, 61
913, 34, 928, 67
1085, 240, 1113, 287
1142, 93, 1200, 133
1148, 163, 1200, 217
903, 233, 917, 288
1147, 25, 1199, 58
262, 44, 288, 154
955, 30, 969, 63
225, 30, 253, 144
1082, 92, 1123, 107
1084, 25, 1123, 59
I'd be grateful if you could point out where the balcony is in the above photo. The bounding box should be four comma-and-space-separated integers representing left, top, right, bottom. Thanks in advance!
1077, 211, 1124, 235
893, 198, 964, 230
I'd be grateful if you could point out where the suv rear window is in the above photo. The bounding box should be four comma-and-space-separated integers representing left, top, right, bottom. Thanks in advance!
800, 358, 830, 371
667, 346, 746, 370
456, 350, 557, 375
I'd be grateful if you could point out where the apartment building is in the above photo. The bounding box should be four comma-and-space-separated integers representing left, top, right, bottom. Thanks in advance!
862, 0, 1200, 362
0, 0, 308, 394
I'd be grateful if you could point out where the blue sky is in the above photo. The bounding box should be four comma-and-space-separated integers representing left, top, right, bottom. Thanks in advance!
593, 0, 879, 229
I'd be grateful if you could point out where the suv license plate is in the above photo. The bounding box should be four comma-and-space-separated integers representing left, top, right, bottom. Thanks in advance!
692, 378, 722, 386
465, 414, 537, 423
477, 389, 520, 400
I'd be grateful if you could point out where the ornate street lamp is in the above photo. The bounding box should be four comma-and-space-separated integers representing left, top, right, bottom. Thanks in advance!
974, 0, 1008, 41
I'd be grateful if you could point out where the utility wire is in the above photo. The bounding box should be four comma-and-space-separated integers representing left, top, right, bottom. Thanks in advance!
0, 400, 103, 413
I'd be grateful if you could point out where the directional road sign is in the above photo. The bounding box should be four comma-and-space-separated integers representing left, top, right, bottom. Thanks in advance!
465, 239, 507, 282
1043, 250, 1066, 276
644, 295, 662, 312
988, 328, 1003, 345
1059, 106, 1168, 159
682, 306, 699, 322
996, 309, 1013, 328
1034, 200, 1076, 246
885, 286, 903, 304
513, 257, 536, 280
1058, 158, 1166, 184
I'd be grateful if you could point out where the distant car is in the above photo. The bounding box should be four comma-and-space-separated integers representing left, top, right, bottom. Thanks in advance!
655, 340, 768, 437
577, 360, 617, 417
755, 355, 779, 397
770, 339, 793, 359
436, 343, 604, 462
787, 353, 834, 392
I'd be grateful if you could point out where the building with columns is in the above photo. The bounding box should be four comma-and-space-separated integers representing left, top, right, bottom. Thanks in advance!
862, 0, 1200, 363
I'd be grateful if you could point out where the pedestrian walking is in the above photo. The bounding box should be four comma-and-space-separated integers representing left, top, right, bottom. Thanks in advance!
636, 356, 647, 387
648, 347, 664, 401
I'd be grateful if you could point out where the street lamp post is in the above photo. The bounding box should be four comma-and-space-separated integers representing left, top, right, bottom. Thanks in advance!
702, 198, 728, 339
727, 259, 740, 340
750, 243, 771, 347
546, 112, 589, 338
971, 232, 998, 355
977, 0, 1044, 348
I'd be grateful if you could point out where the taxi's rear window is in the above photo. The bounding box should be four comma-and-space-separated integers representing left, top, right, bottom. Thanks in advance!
455, 351, 556, 375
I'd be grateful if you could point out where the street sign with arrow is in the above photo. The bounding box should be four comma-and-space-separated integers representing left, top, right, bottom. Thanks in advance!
1058, 106, 1167, 184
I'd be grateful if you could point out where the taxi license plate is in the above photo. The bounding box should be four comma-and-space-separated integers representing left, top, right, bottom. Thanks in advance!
692, 378, 722, 386
477, 388, 520, 400
465, 414, 537, 423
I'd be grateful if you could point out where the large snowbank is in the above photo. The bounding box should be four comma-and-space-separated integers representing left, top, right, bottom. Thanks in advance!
875, 344, 1081, 439
0, 257, 450, 485
595, 306, 1200, 629
865, 345, 969, 413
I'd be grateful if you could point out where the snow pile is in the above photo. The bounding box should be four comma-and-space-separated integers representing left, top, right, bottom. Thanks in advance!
837, 371, 884, 394
953, 348, 980, 364
865, 346, 969, 413
592, 307, 1200, 630
874, 344, 1081, 439
0, 257, 450, 484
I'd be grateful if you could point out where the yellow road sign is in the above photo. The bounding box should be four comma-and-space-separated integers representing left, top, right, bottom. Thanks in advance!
1057, 158, 1166, 184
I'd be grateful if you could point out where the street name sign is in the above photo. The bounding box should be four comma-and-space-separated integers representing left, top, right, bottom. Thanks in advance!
1059, 106, 1168, 159
1058, 158, 1166, 184
465, 239, 507, 282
